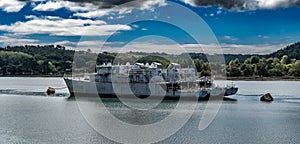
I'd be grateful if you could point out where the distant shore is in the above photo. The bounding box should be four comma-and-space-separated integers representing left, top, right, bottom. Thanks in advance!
224, 76, 300, 81
0, 75, 64, 78
1, 75, 300, 81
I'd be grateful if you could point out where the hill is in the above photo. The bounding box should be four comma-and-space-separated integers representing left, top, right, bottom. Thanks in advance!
268, 42, 300, 59
0, 42, 299, 77
0, 45, 74, 75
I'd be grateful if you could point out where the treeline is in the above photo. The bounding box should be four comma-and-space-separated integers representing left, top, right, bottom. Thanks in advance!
225, 42, 300, 77
268, 42, 300, 59
0, 42, 299, 77
0, 45, 118, 75
226, 55, 300, 77
0, 45, 74, 75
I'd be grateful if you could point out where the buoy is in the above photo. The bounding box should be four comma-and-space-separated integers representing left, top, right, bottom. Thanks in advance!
46, 87, 55, 95
260, 93, 273, 102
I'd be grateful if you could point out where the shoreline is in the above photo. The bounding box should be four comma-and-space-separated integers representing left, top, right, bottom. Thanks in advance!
223, 76, 300, 81
0, 75, 63, 78
1, 75, 300, 81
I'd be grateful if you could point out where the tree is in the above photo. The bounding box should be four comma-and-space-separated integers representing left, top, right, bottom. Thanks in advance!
227, 58, 242, 77
255, 58, 268, 76
229, 58, 241, 67
241, 64, 254, 76
281, 55, 289, 64
200, 62, 211, 76
250, 56, 260, 64
48, 61, 57, 74
288, 60, 300, 76
194, 59, 204, 73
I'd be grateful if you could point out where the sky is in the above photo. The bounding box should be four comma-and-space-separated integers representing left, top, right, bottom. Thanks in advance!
0, 0, 299, 54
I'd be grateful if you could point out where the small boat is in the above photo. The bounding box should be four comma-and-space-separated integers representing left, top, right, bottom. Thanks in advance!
225, 87, 239, 96
46, 87, 55, 95
260, 93, 273, 102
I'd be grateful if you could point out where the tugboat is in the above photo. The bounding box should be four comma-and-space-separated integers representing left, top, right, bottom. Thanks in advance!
64, 62, 238, 100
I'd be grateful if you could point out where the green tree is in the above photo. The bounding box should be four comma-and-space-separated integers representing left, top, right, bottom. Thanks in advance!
281, 55, 289, 64
227, 58, 242, 77
241, 64, 254, 76
48, 61, 57, 74
250, 56, 260, 64
201, 62, 211, 76
288, 60, 300, 76
255, 58, 268, 76
194, 59, 204, 73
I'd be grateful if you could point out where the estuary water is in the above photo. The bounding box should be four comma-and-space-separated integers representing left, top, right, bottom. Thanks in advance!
0, 77, 299, 143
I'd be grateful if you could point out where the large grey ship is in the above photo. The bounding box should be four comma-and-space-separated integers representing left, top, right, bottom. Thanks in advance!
64, 62, 238, 100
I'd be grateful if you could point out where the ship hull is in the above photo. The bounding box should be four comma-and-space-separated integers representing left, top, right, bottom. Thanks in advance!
64, 79, 238, 101
225, 87, 238, 96
64, 78, 214, 100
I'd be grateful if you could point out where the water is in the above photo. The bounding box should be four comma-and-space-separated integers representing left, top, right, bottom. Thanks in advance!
0, 77, 69, 97
0, 77, 300, 143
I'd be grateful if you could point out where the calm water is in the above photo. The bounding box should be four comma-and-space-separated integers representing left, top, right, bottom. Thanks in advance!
0, 77, 299, 143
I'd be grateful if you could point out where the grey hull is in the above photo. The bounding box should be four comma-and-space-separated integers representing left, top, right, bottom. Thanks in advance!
64, 78, 212, 100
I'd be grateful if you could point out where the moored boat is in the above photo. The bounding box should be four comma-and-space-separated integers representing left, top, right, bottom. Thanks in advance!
64, 62, 238, 100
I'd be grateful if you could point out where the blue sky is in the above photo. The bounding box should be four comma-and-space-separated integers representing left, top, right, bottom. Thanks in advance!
0, 0, 299, 54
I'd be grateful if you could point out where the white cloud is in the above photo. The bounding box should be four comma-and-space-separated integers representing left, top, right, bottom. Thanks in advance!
139, 0, 167, 10
0, 35, 286, 55
33, 0, 98, 12
182, 0, 197, 7
0, 0, 26, 12
50, 40, 124, 52
25, 15, 39, 20
74, 0, 166, 18
31, 0, 166, 18
223, 36, 232, 39
182, 0, 300, 10
92, 36, 284, 55
53, 40, 77, 46
222, 36, 239, 41
258, 35, 269, 39
192, 43, 285, 54
19, 37, 285, 55
256, 0, 299, 9
0, 35, 39, 46
0, 17, 132, 36
100, 42, 286, 55
75, 40, 115, 52
74, 9, 113, 18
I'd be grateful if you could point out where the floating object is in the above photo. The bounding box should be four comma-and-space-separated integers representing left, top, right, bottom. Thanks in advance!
225, 87, 238, 96
46, 87, 55, 95
260, 93, 273, 102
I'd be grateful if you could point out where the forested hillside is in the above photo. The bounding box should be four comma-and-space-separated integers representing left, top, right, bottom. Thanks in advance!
0, 42, 299, 77
0, 45, 73, 75
268, 42, 300, 59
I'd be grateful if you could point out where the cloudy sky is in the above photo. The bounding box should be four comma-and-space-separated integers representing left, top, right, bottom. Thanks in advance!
0, 0, 299, 54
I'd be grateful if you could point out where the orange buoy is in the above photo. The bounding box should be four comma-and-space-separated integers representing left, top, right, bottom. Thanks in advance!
46, 87, 55, 95
260, 93, 273, 102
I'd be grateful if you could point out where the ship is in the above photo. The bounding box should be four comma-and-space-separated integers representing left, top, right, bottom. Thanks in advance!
64, 62, 238, 100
